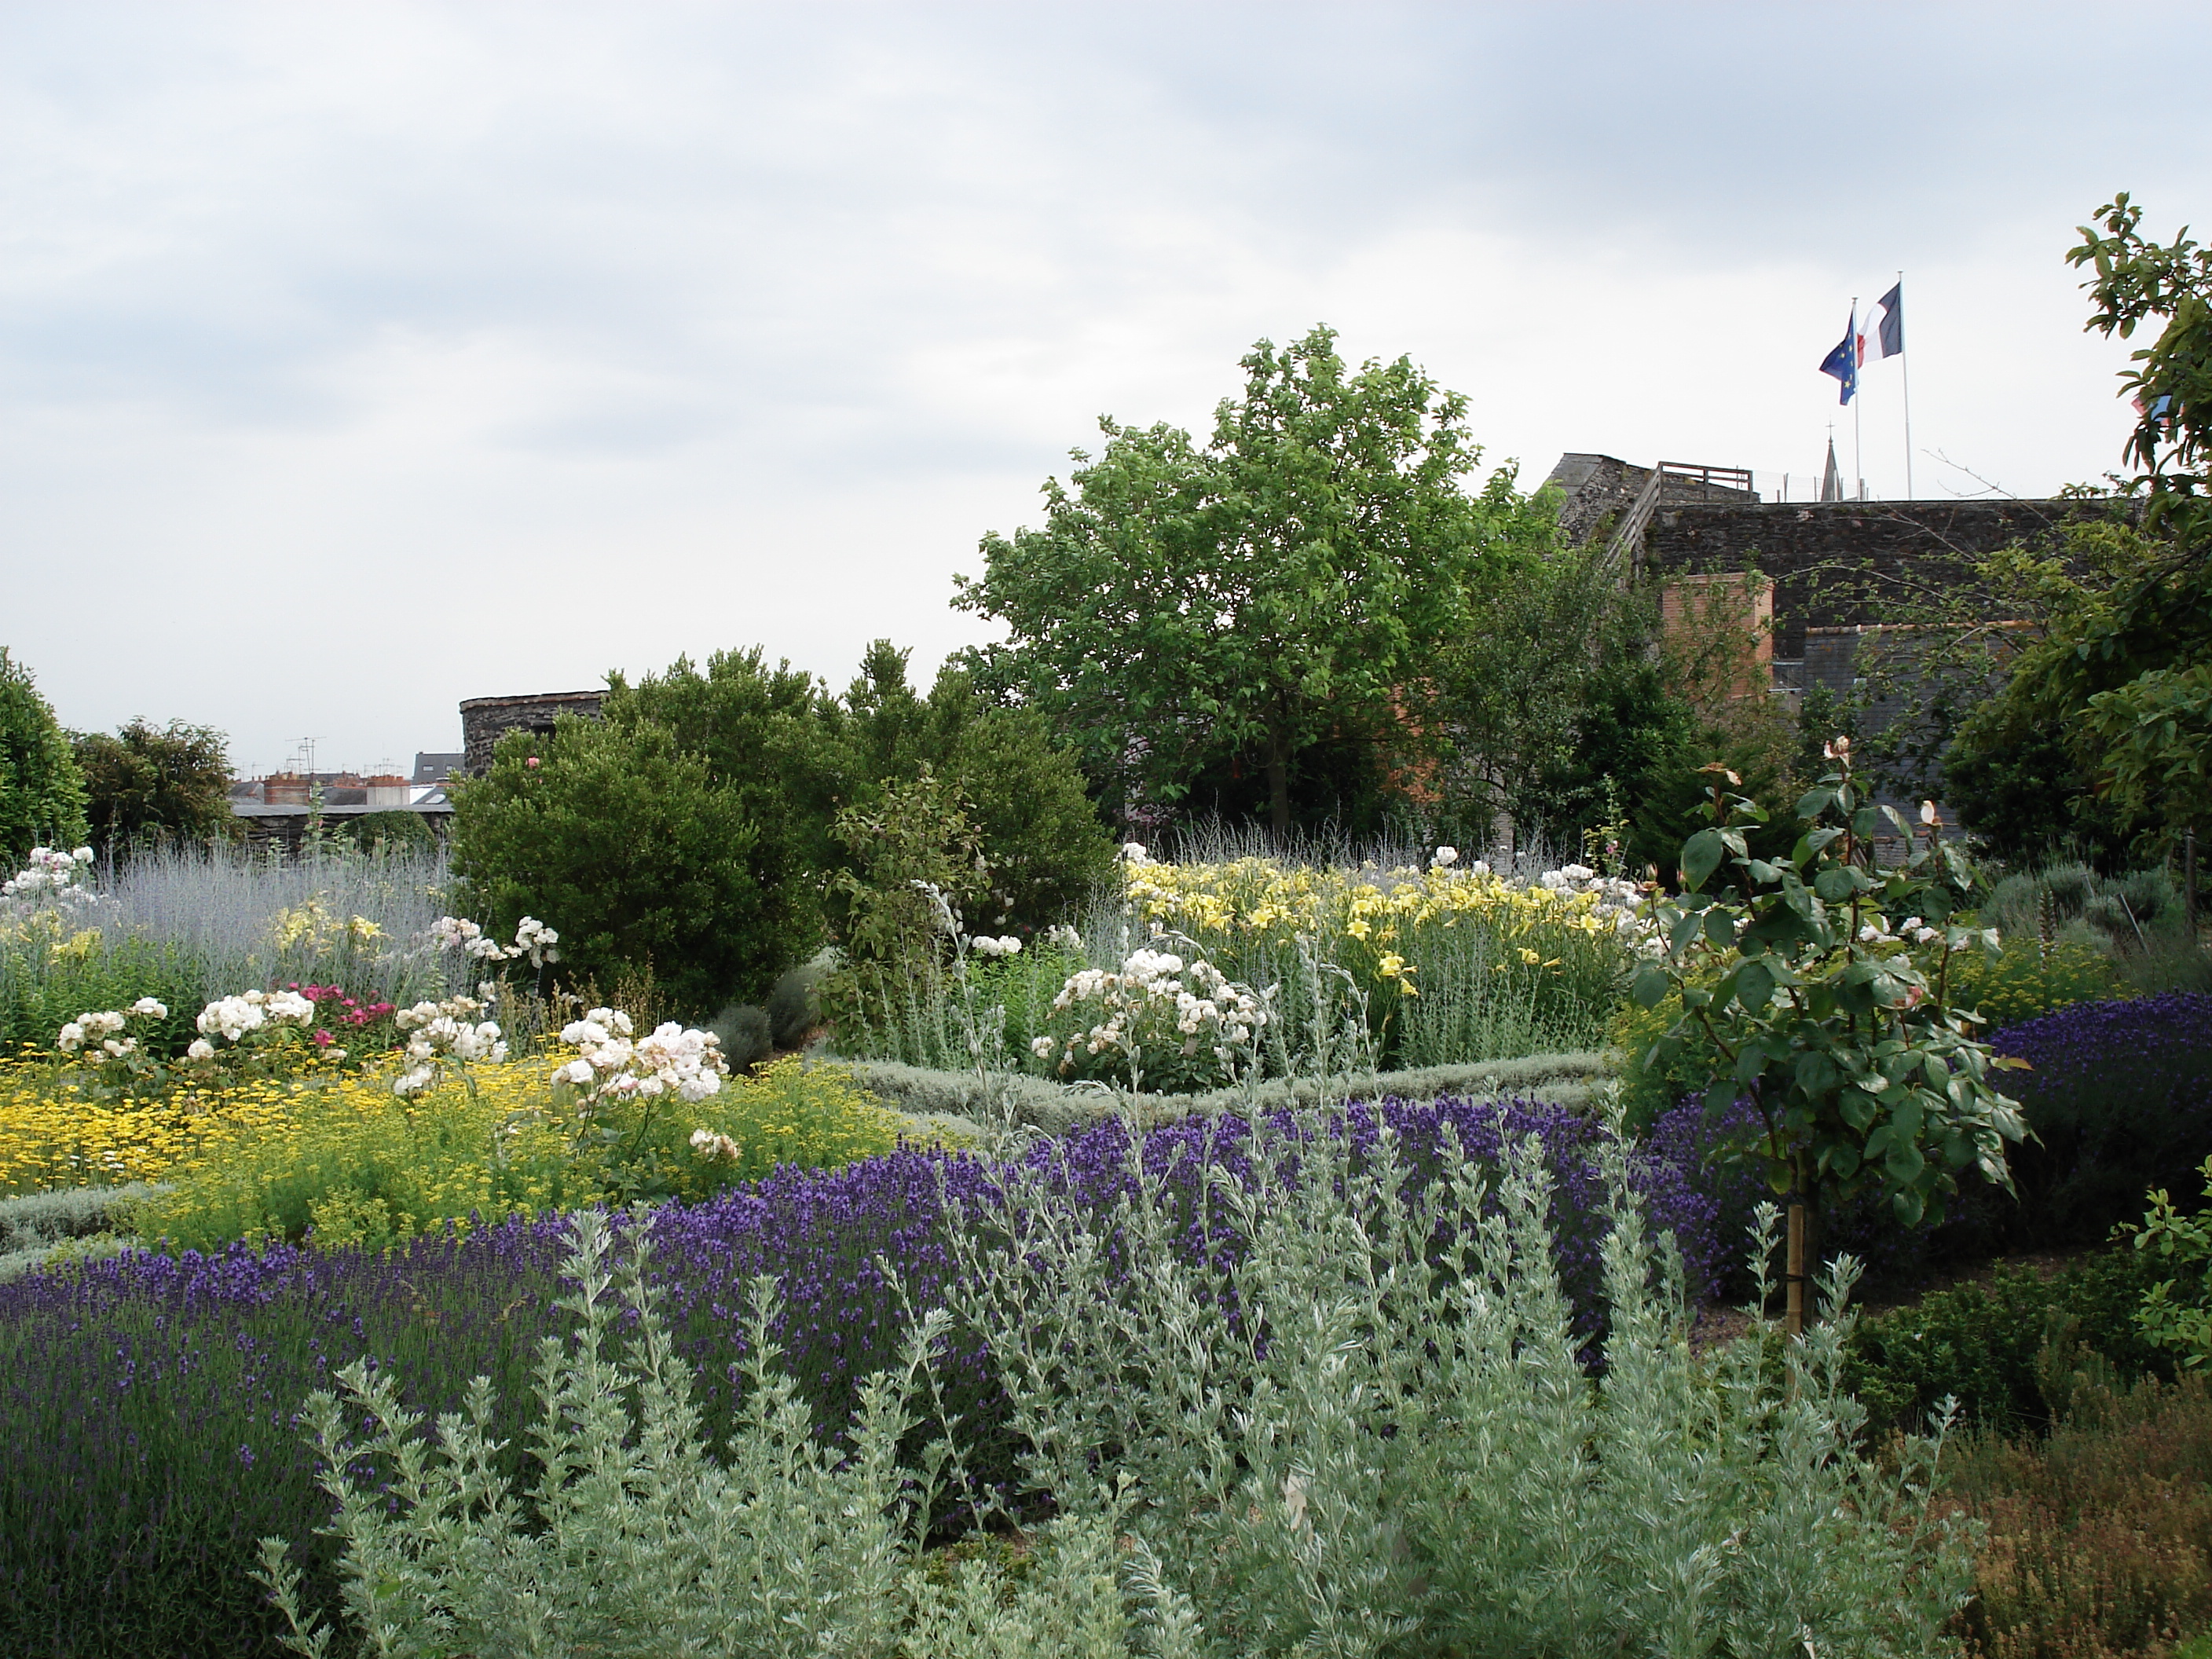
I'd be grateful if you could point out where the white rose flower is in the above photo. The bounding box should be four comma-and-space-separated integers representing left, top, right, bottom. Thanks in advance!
186, 1038, 215, 1060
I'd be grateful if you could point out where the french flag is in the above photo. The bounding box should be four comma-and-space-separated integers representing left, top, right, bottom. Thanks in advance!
1857, 283, 1903, 367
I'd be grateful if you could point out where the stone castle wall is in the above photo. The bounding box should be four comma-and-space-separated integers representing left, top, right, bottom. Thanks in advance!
459, 690, 606, 775
1640, 497, 2095, 658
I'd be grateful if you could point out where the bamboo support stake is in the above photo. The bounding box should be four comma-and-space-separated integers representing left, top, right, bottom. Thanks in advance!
1785, 1202, 1807, 1337
2188, 826, 2199, 945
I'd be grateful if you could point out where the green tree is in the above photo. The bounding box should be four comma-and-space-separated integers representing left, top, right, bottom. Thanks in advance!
954, 325, 1554, 836
2071, 192, 2212, 531
1946, 200, 2203, 862
450, 715, 797, 1016
1635, 750, 2027, 1323
73, 718, 236, 856
0, 648, 89, 863
600, 646, 833, 933
1943, 511, 2212, 862
820, 642, 1114, 932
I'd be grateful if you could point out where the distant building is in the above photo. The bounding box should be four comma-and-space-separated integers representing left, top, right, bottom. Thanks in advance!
229, 765, 456, 851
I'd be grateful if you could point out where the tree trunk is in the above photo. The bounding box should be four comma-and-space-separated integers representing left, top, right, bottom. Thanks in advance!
1265, 718, 1291, 840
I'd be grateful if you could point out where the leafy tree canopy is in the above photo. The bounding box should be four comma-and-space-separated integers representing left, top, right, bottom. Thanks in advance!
74, 718, 236, 857
818, 642, 1115, 933
954, 324, 1556, 834
1939, 196, 2212, 862
455, 641, 1112, 1011
451, 714, 788, 1017
0, 648, 88, 864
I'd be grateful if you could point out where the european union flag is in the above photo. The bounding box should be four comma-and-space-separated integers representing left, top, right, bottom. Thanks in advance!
1818, 309, 1858, 405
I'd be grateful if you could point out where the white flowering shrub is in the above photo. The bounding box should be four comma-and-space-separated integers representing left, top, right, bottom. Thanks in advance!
551, 1006, 728, 1108
542, 1008, 734, 1199
42, 979, 385, 1093
1030, 947, 1270, 1094
427, 913, 561, 969
390, 995, 508, 1097
48, 997, 170, 1097
174, 986, 335, 1083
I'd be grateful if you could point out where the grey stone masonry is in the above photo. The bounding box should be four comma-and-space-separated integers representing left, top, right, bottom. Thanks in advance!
460, 690, 606, 775
1639, 497, 2100, 660
1543, 452, 1760, 548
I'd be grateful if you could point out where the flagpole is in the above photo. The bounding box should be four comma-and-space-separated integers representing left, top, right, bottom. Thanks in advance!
1851, 297, 1863, 498
1897, 271, 1914, 500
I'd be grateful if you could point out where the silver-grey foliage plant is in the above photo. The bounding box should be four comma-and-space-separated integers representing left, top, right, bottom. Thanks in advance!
262, 1119, 1973, 1657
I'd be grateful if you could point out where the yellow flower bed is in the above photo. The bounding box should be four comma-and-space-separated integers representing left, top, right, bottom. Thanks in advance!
2, 1044, 908, 1254
0, 1046, 305, 1196
1120, 856, 1642, 1067
1126, 858, 1627, 971
704, 1054, 907, 1182
129, 1057, 584, 1251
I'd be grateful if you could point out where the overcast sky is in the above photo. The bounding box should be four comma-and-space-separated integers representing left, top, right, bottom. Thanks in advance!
5, 2, 2209, 778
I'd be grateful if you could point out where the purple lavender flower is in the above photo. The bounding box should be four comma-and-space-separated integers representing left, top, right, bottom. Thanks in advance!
0, 1090, 1790, 1652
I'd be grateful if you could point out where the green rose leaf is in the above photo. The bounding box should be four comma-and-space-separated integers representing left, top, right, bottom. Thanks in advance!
1734, 958, 1775, 1013
1814, 866, 1859, 903
1680, 827, 1727, 892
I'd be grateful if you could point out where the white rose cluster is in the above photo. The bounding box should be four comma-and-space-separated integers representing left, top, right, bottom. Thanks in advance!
1535, 862, 1662, 957
392, 996, 508, 1097
57, 1009, 133, 1058
554, 1007, 727, 1106
53, 996, 169, 1068
969, 934, 1024, 958
1857, 914, 1987, 950
1031, 947, 1270, 1085
429, 915, 561, 968
689, 1127, 742, 1162
197, 988, 317, 1045
3, 845, 93, 898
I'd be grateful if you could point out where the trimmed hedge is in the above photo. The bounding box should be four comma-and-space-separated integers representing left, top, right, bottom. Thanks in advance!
1843, 1243, 2173, 1436
834, 1049, 1612, 1135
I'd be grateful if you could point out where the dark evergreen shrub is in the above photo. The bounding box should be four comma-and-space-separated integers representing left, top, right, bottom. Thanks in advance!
1843, 1245, 2171, 1434
710, 1003, 773, 1070
767, 954, 828, 1049
339, 810, 435, 855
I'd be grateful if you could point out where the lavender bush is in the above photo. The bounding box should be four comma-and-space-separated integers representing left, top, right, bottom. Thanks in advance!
266, 1122, 1970, 1657
0, 1094, 1752, 1657
1637, 993, 2212, 1299
1946, 992, 2212, 1254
